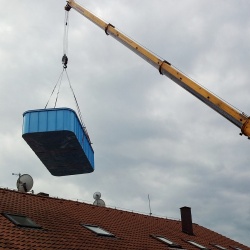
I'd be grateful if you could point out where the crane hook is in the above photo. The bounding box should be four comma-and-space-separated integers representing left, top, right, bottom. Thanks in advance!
62, 54, 68, 68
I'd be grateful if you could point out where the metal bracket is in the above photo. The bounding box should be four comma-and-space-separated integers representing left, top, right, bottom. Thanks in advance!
105, 23, 115, 35
159, 60, 171, 75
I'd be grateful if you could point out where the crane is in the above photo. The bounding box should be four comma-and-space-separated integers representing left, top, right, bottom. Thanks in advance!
65, 1, 250, 139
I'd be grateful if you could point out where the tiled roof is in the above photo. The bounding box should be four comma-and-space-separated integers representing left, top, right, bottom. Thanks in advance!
0, 188, 249, 250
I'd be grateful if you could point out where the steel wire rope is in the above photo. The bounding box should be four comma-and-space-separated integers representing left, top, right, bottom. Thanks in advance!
54, 69, 64, 108
44, 69, 64, 109
63, 9, 92, 143
45, 10, 69, 109
64, 69, 92, 143
63, 10, 69, 58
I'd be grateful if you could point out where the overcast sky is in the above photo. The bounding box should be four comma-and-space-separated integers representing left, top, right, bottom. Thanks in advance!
1, 0, 250, 247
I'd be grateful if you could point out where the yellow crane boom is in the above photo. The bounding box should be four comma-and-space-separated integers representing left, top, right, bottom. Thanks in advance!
66, 0, 250, 138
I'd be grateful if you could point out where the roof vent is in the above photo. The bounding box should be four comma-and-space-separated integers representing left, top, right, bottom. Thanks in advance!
180, 206, 194, 235
93, 192, 106, 207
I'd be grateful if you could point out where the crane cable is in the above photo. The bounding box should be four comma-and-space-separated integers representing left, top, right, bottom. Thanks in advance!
44, 9, 91, 142
62, 9, 69, 68
44, 69, 64, 109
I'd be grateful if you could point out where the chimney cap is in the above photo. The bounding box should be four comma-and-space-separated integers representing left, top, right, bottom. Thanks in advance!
180, 206, 191, 209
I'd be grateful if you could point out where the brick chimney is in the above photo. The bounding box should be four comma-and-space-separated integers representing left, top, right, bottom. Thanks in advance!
180, 206, 194, 235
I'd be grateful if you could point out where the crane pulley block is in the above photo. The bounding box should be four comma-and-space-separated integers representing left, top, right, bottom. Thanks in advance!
62, 54, 68, 68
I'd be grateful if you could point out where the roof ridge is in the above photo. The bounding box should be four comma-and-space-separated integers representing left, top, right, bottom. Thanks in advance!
0, 187, 180, 221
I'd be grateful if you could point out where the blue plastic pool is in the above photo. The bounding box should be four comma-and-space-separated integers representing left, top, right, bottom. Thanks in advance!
22, 108, 94, 176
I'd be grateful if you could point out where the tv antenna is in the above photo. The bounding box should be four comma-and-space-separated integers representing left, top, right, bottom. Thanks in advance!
13, 173, 34, 193
93, 191, 106, 207
148, 194, 152, 216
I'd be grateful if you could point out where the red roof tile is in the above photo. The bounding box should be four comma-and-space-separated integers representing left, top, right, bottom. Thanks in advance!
0, 188, 249, 250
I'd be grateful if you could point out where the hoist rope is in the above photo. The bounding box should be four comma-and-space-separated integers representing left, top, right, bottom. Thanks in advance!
44, 9, 91, 143
63, 10, 69, 56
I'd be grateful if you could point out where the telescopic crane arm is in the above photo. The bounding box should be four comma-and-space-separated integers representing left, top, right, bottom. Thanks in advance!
66, 0, 250, 138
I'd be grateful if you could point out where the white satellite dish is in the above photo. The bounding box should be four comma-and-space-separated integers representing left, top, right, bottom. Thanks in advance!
16, 174, 33, 193
93, 191, 101, 200
93, 191, 106, 207
93, 199, 106, 207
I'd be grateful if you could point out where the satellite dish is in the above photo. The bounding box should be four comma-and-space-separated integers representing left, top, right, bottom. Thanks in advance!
93, 191, 101, 200
16, 174, 33, 193
93, 199, 106, 207
93, 191, 106, 207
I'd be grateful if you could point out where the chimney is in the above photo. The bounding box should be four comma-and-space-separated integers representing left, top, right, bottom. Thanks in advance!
180, 206, 194, 235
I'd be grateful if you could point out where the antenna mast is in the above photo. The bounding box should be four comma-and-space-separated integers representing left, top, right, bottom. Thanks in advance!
148, 194, 152, 216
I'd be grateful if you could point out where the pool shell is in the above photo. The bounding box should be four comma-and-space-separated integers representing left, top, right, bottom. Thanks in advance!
22, 108, 94, 176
